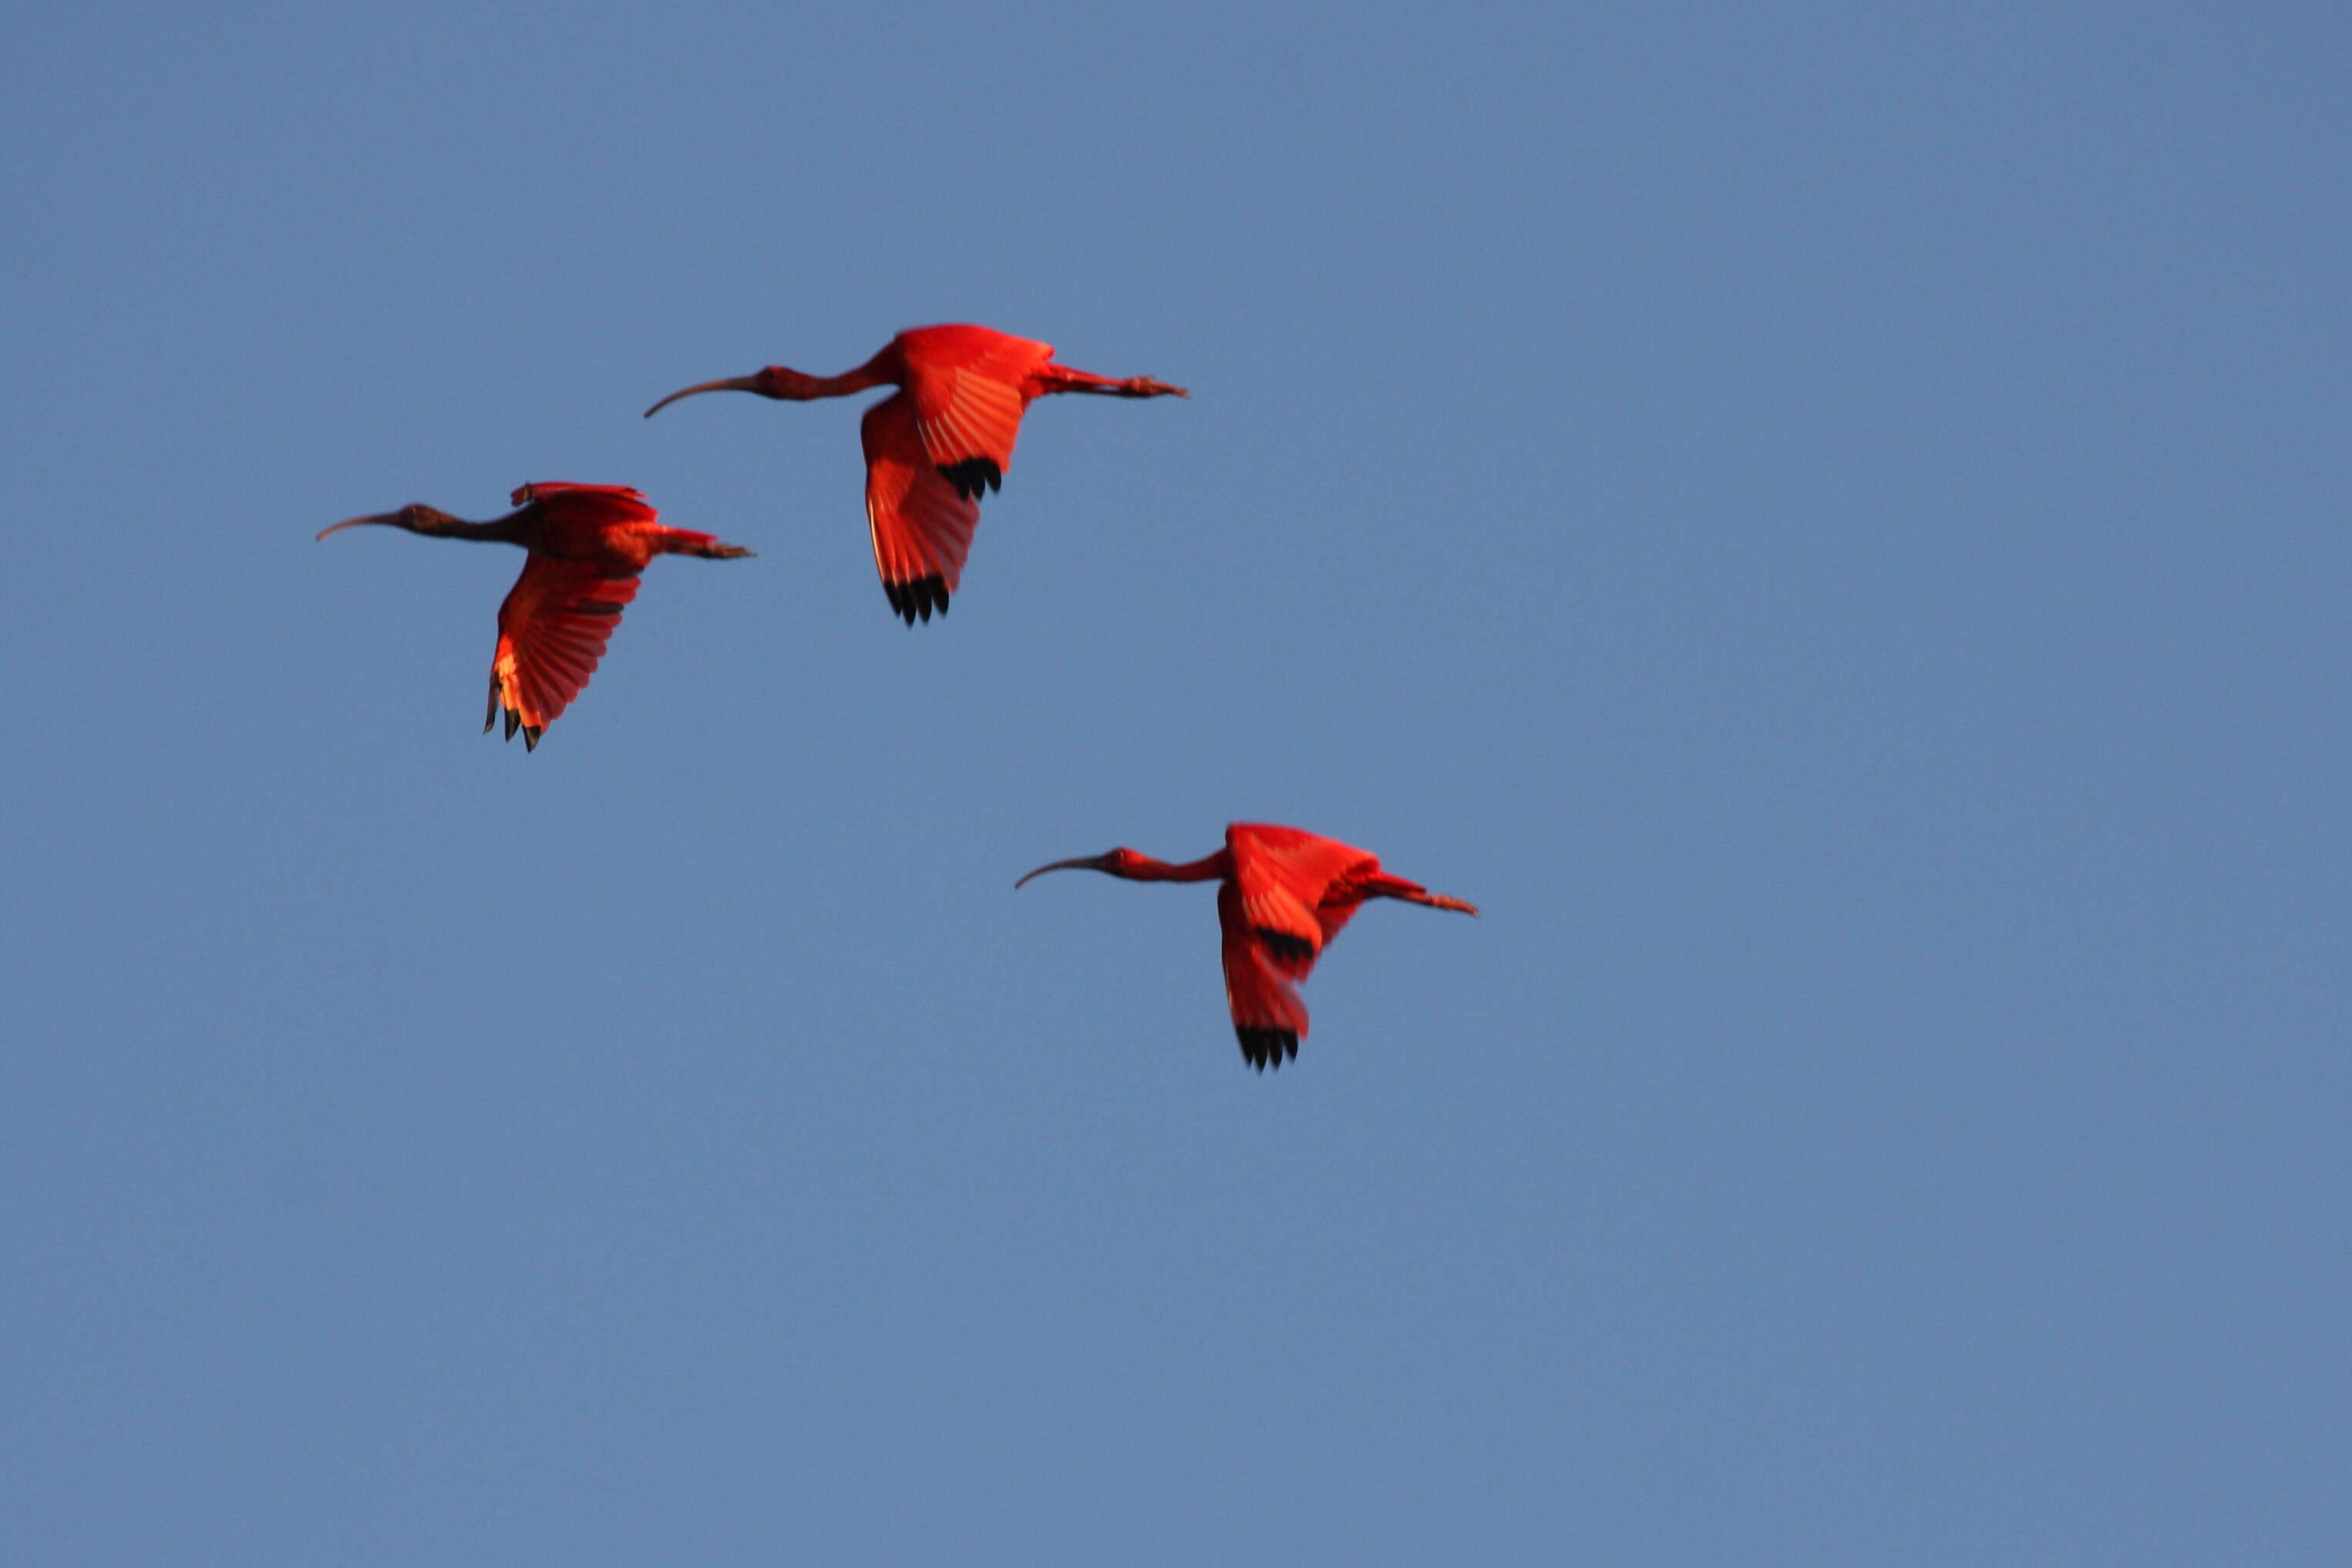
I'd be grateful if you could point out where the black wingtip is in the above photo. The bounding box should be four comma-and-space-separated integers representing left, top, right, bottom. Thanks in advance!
1256, 930, 1316, 966
937, 458, 1003, 502
523, 725, 542, 752
1236, 1028, 1300, 1072
503, 708, 520, 741
883, 574, 951, 626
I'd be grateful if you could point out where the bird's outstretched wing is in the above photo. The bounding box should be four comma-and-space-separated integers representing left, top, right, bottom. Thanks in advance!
486, 553, 642, 749
900, 327, 1055, 501
1225, 823, 1383, 976
862, 392, 980, 625
1219, 882, 1311, 1071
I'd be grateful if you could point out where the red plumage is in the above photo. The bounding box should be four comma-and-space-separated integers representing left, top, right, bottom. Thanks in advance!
318, 482, 752, 751
1018, 823, 1478, 1072
645, 323, 1185, 624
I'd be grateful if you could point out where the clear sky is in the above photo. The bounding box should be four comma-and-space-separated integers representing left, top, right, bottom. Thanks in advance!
4, 3, 2348, 1563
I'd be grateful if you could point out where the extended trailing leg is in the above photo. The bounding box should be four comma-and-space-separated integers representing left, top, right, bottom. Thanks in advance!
1033, 364, 1189, 399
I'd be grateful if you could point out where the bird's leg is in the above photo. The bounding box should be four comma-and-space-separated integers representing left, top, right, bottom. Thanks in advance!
1032, 365, 1189, 399
1109, 375, 1187, 399
1408, 891, 1479, 916
660, 531, 755, 560
1360, 874, 1479, 917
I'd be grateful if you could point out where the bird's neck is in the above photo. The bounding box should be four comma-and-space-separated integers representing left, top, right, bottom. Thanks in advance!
786, 349, 897, 400
426, 516, 526, 543
1132, 850, 1231, 883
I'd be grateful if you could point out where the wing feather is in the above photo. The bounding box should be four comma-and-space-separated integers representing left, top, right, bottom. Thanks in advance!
1225, 823, 1381, 975
507, 481, 656, 519
1219, 883, 1309, 1071
900, 326, 1053, 492
487, 553, 642, 749
862, 392, 979, 624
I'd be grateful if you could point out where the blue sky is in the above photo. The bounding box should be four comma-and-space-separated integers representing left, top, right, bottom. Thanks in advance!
4, 3, 2348, 1563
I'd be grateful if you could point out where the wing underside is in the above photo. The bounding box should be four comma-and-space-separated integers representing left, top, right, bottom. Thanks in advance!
487, 554, 643, 749
863, 392, 981, 624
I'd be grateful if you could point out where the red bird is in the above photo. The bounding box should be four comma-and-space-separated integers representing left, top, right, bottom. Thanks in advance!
318, 481, 752, 750
644, 324, 1185, 625
1017, 823, 1478, 1071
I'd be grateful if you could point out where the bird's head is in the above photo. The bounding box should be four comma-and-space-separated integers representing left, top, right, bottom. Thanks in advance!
316, 503, 459, 540
644, 365, 820, 417
1015, 848, 1147, 888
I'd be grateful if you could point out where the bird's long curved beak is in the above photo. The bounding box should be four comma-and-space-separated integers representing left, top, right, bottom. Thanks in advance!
316, 513, 398, 541
1015, 854, 1112, 890
644, 375, 763, 419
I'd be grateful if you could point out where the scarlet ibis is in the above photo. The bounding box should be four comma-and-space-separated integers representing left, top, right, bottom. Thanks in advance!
1017, 823, 1477, 1071
644, 324, 1186, 625
317, 481, 752, 750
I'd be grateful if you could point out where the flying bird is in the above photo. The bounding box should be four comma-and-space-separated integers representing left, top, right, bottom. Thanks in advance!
644, 323, 1185, 625
1016, 823, 1477, 1071
318, 481, 752, 750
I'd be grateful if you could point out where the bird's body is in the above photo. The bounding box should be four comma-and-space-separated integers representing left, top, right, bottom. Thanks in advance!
1017, 823, 1477, 1071
645, 323, 1185, 624
318, 481, 752, 749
